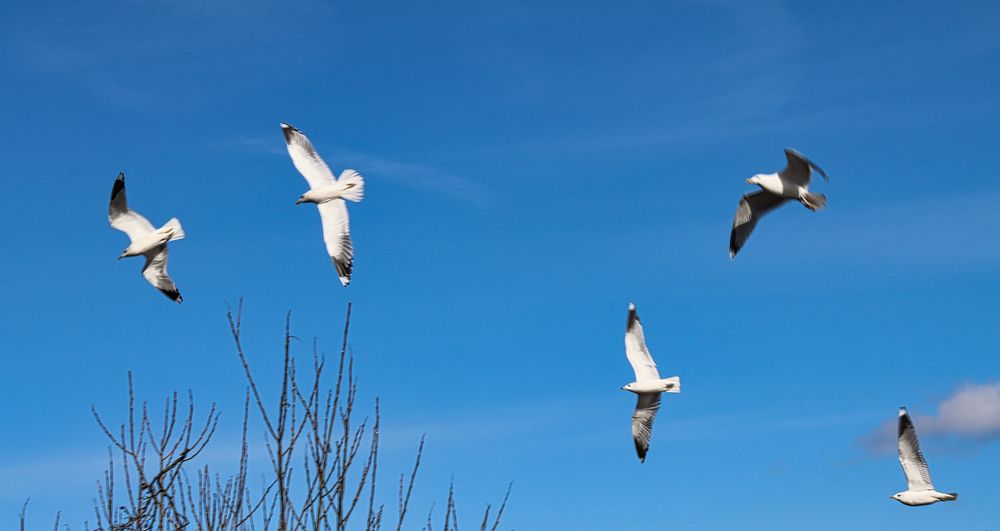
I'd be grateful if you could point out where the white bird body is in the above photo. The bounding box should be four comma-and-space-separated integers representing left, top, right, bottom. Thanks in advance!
623, 377, 680, 394
890, 407, 957, 507
892, 490, 958, 507
729, 148, 830, 258
296, 180, 363, 205
622, 302, 681, 462
281, 122, 365, 286
108, 173, 185, 303
747, 173, 799, 198
121, 223, 183, 257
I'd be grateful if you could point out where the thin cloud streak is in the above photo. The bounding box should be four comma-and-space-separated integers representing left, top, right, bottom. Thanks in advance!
232, 133, 494, 207
345, 151, 494, 208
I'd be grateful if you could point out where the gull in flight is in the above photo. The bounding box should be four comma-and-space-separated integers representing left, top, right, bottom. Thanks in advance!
108, 172, 185, 303
621, 303, 681, 462
729, 148, 829, 258
890, 407, 958, 506
281, 122, 365, 286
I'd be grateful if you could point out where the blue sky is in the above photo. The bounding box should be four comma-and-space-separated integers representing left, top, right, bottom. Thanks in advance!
2, 0, 1000, 528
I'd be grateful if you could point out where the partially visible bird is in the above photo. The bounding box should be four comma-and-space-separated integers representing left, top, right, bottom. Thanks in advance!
281, 122, 365, 287
621, 303, 681, 462
108, 172, 185, 303
729, 148, 829, 258
890, 407, 958, 506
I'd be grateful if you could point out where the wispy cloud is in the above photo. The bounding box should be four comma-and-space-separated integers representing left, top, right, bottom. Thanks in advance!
378, 398, 580, 452
343, 151, 494, 208
5, 29, 159, 110
233, 134, 494, 207
860, 381, 1000, 455
232, 135, 289, 156
0, 451, 107, 496
4, 1, 338, 111
722, 190, 1000, 272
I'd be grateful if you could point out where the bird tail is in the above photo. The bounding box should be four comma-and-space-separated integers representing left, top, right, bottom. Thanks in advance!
799, 192, 826, 211
162, 217, 185, 241
338, 169, 365, 202
661, 376, 681, 393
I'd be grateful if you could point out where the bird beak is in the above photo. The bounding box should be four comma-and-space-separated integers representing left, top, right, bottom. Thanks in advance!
294, 197, 304, 205
746, 178, 753, 184
117, 252, 126, 260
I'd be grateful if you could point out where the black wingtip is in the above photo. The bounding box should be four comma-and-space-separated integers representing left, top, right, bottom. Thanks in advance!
111, 172, 126, 202
634, 441, 647, 463
626, 304, 640, 332
159, 288, 182, 303
280, 122, 299, 142
332, 257, 352, 287
898, 408, 915, 435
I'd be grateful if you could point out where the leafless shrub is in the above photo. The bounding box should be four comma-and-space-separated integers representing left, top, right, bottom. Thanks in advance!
20, 301, 510, 530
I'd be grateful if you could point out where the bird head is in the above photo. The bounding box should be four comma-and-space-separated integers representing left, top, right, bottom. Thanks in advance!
746, 174, 762, 185
621, 383, 632, 391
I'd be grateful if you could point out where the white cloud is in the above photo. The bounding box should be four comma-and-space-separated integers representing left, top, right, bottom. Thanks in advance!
861, 381, 1000, 455
925, 382, 1000, 437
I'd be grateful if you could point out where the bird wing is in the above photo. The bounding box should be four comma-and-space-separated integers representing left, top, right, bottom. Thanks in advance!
632, 393, 661, 463
317, 199, 354, 286
281, 123, 336, 190
625, 303, 661, 382
108, 172, 155, 243
897, 408, 934, 491
141, 247, 182, 303
729, 191, 790, 258
781, 148, 829, 186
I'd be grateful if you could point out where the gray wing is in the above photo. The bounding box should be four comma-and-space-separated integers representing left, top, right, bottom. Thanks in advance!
898, 408, 934, 491
317, 199, 353, 287
729, 191, 790, 258
781, 148, 829, 186
625, 303, 660, 381
109, 172, 155, 242
141, 247, 182, 303
632, 393, 661, 463
281, 123, 336, 190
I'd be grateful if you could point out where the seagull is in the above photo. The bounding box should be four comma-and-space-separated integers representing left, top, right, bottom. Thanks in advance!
108, 172, 185, 303
280, 122, 365, 287
621, 303, 681, 462
890, 407, 957, 506
729, 148, 829, 258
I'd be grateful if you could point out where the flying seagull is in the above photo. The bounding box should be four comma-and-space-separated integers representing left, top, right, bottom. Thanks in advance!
729, 148, 829, 258
281, 122, 365, 287
108, 172, 185, 303
890, 407, 957, 506
621, 303, 681, 462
